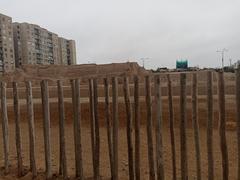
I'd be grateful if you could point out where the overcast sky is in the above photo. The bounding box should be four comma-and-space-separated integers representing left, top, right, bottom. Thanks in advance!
1, 0, 240, 69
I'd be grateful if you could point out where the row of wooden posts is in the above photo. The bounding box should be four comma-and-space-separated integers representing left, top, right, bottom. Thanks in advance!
0, 70, 239, 179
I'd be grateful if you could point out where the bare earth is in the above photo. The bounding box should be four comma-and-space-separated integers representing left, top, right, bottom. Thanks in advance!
0, 99, 238, 180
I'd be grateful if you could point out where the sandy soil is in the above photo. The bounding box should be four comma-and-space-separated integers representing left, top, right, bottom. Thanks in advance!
0, 124, 238, 179
0, 100, 238, 179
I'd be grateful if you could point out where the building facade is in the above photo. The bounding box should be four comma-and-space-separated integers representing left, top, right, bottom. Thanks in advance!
0, 13, 77, 72
13, 23, 61, 67
0, 13, 15, 72
58, 38, 76, 65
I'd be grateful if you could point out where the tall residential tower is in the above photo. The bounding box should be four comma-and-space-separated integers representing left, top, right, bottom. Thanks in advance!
13, 23, 60, 66
0, 13, 15, 72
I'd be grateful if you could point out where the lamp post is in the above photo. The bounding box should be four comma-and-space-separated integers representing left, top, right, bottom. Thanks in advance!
217, 48, 228, 69
140, 58, 149, 68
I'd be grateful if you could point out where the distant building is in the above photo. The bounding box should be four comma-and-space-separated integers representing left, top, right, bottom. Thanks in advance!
13, 22, 76, 67
13, 23, 60, 66
0, 13, 15, 72
58, 37, 76, 65
0, 13, 77, 73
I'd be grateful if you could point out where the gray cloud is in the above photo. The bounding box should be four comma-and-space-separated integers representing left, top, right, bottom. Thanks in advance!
1, 0, 240, 69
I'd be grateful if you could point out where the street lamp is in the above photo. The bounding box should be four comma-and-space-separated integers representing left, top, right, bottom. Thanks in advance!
140, 57, 149, 68
217, 48, 228, 69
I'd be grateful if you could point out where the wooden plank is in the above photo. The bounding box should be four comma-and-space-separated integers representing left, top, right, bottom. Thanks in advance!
40, 80, 52, 179
206, 71, 214, 180
218, 71, 229, 180
179, 73, 188, 180
112, 77, 119, 180
93, 78, 100, 179
104, 78, 114, 179
13, 82, 23, 177
26, 81, 37, 177
167, 74, 177, 180
154, 75, 165, 180
72, 79, 84, 178
191, 73, 201, 180
145, 76, 155, 180
134, 76, 141, 180
123, 77, 134, 180
1, 82, 9, 174
89, 79, 96, 176
57, 80, 68, 178
236, 66, 240, 180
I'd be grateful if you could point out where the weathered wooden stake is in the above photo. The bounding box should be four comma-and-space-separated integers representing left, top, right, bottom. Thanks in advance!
41, 80, 52, 179
123, 76, 134, 180
154, 75, 165, 180
192, 73, 201, 180
13, 82, 23, 177
218, 71, 229, 180
145, 76, 155, 180
26, 81, 37, 177
134, 76, 141, 180
207, 71, 214, 180
236, 66, 240, 180
1, 82, 9, 174
89, 79, 96, 176
112, 77, 119, 180
180, 73, 188, 180
93, 78, 100, 179
72, 79, 84, 179
57, 80, 68, 178
104, 78, 114, 179
167, 74, 177, 180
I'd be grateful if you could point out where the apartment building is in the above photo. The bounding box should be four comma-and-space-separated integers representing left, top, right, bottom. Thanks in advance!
13, 23, 61, 67
58, 38, 76, 65
0, 13, 15, 72
13, 22, 77, 67
0, 13, 77, 72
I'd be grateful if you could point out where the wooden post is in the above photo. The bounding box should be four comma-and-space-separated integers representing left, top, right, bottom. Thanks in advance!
1, 82, 9, 174
192, 73, 201, 180
13, 82, 23, 177
26, 81, 37, 177
123, 77, 134, 180
93, 78, 100, 179
154, 75, 165, 180
207, 71, 214, 180
236, 66, 240, 180
41, 80, 52, 179
112, 77, 119, 180
179, 73, 188, 180
57, 80, 68, 178
89, 79, 96, 176
134, 76, 140, 180
218, 71, 229, 180
104, 78, 114, 179
72, 79, 84, 179
145, 76, 155, 180
167, 74, 177, 180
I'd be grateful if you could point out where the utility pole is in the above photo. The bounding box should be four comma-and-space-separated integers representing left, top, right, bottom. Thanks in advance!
140, 58, 149, 68
217, 48, 228, 69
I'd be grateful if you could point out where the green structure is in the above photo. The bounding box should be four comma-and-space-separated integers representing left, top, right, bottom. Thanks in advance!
176, 59, 188, 69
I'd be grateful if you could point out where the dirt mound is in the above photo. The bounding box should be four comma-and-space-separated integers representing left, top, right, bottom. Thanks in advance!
0, 62, 149, 82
